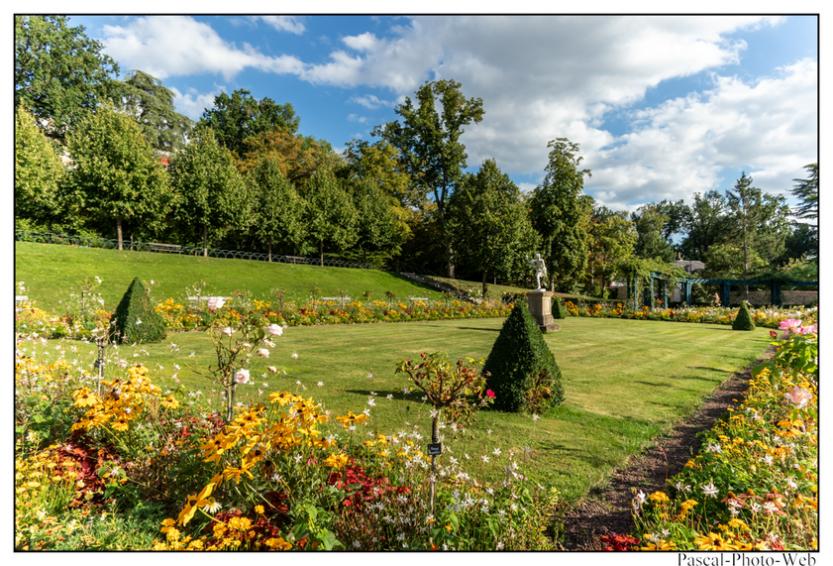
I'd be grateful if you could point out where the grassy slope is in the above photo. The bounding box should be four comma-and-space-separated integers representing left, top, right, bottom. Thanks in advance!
14, 242, 444, 312
430, 275, 602, 302
22, 316, 770, 501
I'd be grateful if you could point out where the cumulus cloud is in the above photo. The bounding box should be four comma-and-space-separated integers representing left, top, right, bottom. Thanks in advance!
349, 94, 394, 109
587, 59, 817, 207
101, 16, 304, 80
255, 16, 305, 35
343, 32, 378, 51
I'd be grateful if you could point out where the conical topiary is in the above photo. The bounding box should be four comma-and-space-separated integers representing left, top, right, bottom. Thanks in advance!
110, 277, 167, 344
483, 301, 564, 413
552, 297, 568, 319
732, 301, 756, 331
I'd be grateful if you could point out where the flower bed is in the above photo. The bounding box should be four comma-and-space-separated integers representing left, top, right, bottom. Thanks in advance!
563, 301, 817, 330
626, 321, 818, 551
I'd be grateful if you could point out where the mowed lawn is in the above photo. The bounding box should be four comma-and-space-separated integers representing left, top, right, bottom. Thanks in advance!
14, 242, 444, 312
21, 316, 770, 501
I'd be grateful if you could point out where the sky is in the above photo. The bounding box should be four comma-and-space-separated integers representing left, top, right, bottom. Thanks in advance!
70, 14, 818, 210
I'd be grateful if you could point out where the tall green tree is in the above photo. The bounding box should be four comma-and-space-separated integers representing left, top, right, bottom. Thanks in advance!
374, 79, 484, 277
529, 138, 594, 292
344, 139, 418, 208
67, 106, 169, 249
349, 183, 410, 267
115, 70, 192, 152
246, 157, 305, 261
680, 190, 727, 260
632, 204, 677, 262
200, 89, 299, 156
586, 206, 637, 297
725, 173, 790, 278
15, 16, 118, 138
300, 169, 358, 266
169, 126, 249, 256
450, 160, 539, 297
15, 106, 65, 224
791, 163, 818, 223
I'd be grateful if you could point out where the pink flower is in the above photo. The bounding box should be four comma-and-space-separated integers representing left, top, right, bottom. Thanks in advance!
485, 389, 496, 399
799, 324, 817, 335
222, 326, 234, 337
234, 368, 250, 384
257, 348, 270, 358
778, 318, 802, 332
784, 386, 812, 409
207, 297, 226, 312
266, 324, 284, 336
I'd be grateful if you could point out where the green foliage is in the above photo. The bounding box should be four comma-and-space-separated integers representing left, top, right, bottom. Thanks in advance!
587, 206, 637, 297
169, 126, 249, 253
301, 169, 358, 265
349, 183, 409, 266
632, 204, 677, 263
732, 301, 756, 331
450, 160, 540, 295
680, 190, 727, 260
375, 79, 484, 275
791, 163, 818, 223
115, 71, 192, 152
551, 297, 568, 319
15, 106, 65, 222
15, 15, 119, 137
200, 89, 299, 156
344, 139, 417, 208
110, 277, 166, 344
66, 105, 170, 245
529, 138, 593, 292
483, 302, 563, 413
246, 157, 305, 258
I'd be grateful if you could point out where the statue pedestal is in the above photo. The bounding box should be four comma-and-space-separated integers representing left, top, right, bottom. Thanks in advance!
527, 290, 559, 333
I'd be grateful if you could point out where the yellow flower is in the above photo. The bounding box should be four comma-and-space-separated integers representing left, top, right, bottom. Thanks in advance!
161, 395, 179, 410
264, 537, 292, 550
323, 452, 349, 469
254, 504, 265, 515
695, 532, 736, 551
648, 491, 670, 504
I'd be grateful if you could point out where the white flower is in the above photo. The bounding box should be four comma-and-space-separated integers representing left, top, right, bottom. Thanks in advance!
367, 397, 376, 407
531, 414, 540, 422
480, 455, 490, 463
234, 368, 250, 384
762, 454, 774, 466
291, 352, 299, 360
762, 501, 779, 515
367, 372, 374, 379
386, 394, 394, 400
135, 318, 142, 326
493, 447, 502, 456
705, 443, 722, 454
702, 481, 719, 498
222, 326, 234, 337
257, 348, 270, 358
267, 366, 277, 373
266, 324, 284, 336
317, 381, 324, 387
207, 297, 225, 312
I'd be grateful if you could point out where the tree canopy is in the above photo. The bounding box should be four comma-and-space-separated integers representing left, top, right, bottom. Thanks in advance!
115, 71, 192, 152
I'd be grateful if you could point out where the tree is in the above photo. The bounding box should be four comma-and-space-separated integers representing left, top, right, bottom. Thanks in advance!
200, 89, 299, 156
792, 163, 818, 223
632, 204, 676, 262
529, 138, 593, 292
169, 126, 249, 256
350, 183, 410, 267
449, 160, 539, 297
237, 128, 343, 183
15, 16, 119, 138
374, 79, 484, 277
246, 157, 305, 261
300, 169, 358, 266
15, 105, 65, 224
782, 223, 817, 263
725, 173, 790, 278
114, 70, 192, 152
680, 190, 727, 260
344, 139, 418, 208
586, 206, 637, 297
66, 106, 169, 249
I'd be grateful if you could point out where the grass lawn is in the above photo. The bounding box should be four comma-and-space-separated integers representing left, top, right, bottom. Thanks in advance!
14, 242, 445, 313
21, 316, 770, 502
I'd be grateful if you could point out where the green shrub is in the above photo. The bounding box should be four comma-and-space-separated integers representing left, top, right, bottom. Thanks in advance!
110, 277, 166, 344
551, 297, 567, 319
732, 301, 756, 331
482, 302, 564, 413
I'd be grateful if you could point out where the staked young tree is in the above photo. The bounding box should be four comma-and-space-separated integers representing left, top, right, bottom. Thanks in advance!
15, 15, 119, 138
374, 79, 484, 277
15, 105, 65, 225
169, 126, 250, 256
450, 160, 539, 297
529, 138, 594, 292
66, 105, 169, 250
246, 157, 305, 261
300, 169, 358, 266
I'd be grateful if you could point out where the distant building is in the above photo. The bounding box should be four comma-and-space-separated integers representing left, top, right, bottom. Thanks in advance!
674, 259, 705, 274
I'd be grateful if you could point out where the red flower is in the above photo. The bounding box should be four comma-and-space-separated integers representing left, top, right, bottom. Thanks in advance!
486, 389, 496, 399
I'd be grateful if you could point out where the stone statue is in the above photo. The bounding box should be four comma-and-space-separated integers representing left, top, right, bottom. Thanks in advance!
530, 253, 547, 290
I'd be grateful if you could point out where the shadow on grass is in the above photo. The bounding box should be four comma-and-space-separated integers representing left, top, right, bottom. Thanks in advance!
453, 326, 500, 332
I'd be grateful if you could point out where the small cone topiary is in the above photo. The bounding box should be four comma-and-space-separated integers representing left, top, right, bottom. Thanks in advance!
732, 300, 756, 331
110, 277, 167, 344
483, 301, 564, 413
552, 297, 568, 319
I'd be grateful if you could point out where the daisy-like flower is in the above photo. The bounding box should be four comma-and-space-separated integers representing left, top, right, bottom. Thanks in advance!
135, 318, 142, 326
702, 481, 719, 498
531, 414, 540, 422
367, 397, 376, 407
234, 369, 250, 384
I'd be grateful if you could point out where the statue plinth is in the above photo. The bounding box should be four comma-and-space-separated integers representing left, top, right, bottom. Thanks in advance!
527, 290, 559, 333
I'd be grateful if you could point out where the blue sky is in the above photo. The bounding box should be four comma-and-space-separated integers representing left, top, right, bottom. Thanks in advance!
71, 15, 818, 210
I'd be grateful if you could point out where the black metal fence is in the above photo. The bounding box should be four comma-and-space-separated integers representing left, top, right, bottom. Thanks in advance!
15, 230, 372, 269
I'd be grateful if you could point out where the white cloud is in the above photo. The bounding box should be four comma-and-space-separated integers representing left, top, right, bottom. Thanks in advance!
101, 16, 304, 80
347, 113, 368, 124
587, 59, 817, 207
349, 94, 393, 109
170, 87, 220, 120
255, 16, 305, 35
343, 32, 378, 51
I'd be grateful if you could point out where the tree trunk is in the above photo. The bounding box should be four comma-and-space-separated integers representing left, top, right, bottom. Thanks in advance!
320, 242, 324, 267
116, 219, 123, 251
482, 271, 488, 300
203, 226, 208, 258
268, 241, 272, 262
446, 241, 455, 278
